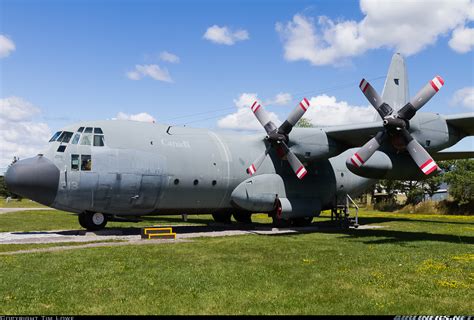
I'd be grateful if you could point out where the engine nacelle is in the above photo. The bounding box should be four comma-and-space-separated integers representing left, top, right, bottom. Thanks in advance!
346, 149, 437, 180
230, 174, 321, 218
231, 174, 285, 212
290, 128, 341, 161
277, 197, 321, 219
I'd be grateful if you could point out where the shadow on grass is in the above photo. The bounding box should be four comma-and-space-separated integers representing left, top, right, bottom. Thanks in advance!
9, 214, 473, 246
356, 215, 474, 226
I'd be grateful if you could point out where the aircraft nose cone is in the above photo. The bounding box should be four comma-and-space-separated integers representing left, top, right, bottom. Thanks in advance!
5, 156, 60, 206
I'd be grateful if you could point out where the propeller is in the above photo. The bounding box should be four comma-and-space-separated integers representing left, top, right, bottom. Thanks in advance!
348, 76, 444, 176
247, 98, 311, 179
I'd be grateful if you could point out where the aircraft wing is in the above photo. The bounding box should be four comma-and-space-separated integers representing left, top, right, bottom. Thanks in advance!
324, 113, 474, 148
324, 122, 383, 147
433, 151, 474, 161
444, 113, 474, 136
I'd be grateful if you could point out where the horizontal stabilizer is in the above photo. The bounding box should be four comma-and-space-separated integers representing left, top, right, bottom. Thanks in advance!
445, 113, 474, 136
433, 151, 474, 161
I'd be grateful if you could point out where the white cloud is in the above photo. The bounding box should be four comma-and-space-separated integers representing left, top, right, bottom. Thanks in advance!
217, 93, 281, 130
305, 94, 376, 126
203, 25, 249, 45
126, 64, 173, 82
0, 97, 51, 171
160, 51, 180, 63
0, 35, 15, 58
452, 87, 474, 109
114, 112, 156, 122
266, 92, 293, 106
276, 0, 473, 65
449, 26, 474, 53
0, 97, 40, 122
126, 70, 141, 80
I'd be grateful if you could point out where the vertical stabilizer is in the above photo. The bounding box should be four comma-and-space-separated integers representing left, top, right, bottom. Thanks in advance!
380, 53, 409, 116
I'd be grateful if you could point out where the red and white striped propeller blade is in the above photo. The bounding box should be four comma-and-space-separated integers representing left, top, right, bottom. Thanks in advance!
278, 98, 311, 135
359, 79, 393, 118
347, 131, 385, 169
401, 129, 439, 176
250, 101, 278, 135
398, 76, 444, 120
246, 145, 271, 176
280, 142, 308, 180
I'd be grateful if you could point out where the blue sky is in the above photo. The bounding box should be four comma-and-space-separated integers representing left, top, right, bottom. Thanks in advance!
0, 0, 473, 170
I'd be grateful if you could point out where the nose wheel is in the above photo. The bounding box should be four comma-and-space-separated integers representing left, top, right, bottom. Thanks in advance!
78, 211, 108, 231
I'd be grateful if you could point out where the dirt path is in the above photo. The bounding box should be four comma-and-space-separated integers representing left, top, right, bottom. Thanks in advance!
0, 224, 383, 255
0, 207, 53, 214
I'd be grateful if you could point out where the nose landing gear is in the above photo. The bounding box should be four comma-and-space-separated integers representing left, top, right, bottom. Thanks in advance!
78, 211, 108, 231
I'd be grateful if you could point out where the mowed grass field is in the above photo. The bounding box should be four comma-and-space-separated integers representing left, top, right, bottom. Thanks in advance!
0, 207, 473, 315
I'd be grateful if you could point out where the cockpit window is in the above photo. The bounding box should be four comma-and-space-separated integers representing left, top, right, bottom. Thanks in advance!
71, 133, 81, 145
84, 127, 93, 133
57, 131, 73, 143
49, 131, 62, 142
77, 127, 84, 133
93, 135, 105, 146
81, 155, 92, 171
80, 134, 92, 145
94, 128, 103, 134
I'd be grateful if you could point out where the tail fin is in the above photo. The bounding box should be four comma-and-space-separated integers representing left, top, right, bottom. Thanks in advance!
378, 53, 410, 120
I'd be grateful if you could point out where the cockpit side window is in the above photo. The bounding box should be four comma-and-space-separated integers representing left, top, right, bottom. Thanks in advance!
94, 128, 103, 134
71, 154, 79, 171
80, 134, 92, 145
93, 135, 105, 146
84, 127, 93, 133
49, 131, 62, 142
77, 127, 84, 133
81, 155, 92, 171
57, 131, 73, 143
71, 133, 81, 145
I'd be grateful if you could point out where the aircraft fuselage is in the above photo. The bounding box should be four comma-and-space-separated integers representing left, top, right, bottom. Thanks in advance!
5, 120, 373, 218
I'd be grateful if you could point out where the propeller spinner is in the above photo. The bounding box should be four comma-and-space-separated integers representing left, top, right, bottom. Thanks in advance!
247, 98, 311, 180
348, 76, 444, 176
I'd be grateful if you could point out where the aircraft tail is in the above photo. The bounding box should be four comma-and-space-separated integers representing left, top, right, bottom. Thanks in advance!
377, 53, 410, 120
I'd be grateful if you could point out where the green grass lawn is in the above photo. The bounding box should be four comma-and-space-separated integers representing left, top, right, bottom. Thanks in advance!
0, 209, 473, 315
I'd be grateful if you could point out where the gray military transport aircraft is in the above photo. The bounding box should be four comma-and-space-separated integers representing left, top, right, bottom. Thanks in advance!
5, 53, 474, 230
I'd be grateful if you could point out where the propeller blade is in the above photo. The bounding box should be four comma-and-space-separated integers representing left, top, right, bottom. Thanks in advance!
246, 145, 271, 176
359, 79, 393, 118
398, 76, 444, 120
401, 129, 439, 175
348, 131, 385, 168
250, 101, 278, 134
280, 142, 308, 180
278, 98, 311, 135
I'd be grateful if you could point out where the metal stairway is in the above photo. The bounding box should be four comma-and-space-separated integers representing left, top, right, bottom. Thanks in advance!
331, 194, 359, 228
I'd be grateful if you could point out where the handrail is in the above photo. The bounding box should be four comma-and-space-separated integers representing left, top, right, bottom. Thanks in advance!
346, 194, 359, 226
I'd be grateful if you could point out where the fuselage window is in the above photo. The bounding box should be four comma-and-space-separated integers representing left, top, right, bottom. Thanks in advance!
71, 133, 81, 145
77, 127, 84, 133
49, 131, 62, 142
81, 155, 92, 171
93, 135, 105, 146
84, 127, 93, 133
80, 134, 92, 145
57, 131, 73, 143
94, 128, 103, 134
71, 154, 79, 171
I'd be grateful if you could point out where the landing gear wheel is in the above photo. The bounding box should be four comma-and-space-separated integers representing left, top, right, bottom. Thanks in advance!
78, 211, 108, 231
272, 216, 291, 228
233, 212, 252, 224
291, 216, 313, 227
212, 212, 232, 224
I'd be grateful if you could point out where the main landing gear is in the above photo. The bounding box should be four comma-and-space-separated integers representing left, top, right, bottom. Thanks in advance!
78, 211, 108, 231
211, 211, 253, 224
